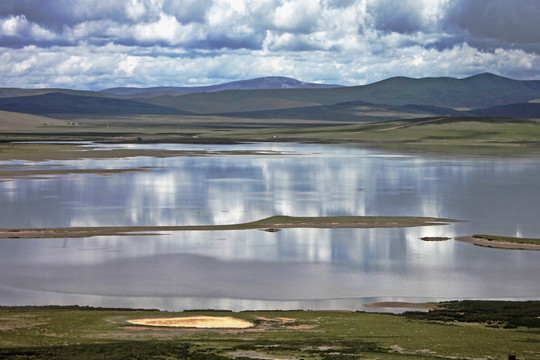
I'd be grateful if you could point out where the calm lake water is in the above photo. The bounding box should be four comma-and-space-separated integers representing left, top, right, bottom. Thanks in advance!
1, 143, 539, 312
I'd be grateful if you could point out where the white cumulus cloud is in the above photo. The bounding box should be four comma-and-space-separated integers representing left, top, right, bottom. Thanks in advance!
0, 0, 539, 89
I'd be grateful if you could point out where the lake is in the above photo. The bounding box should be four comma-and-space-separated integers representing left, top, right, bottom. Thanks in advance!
1, 143, 539, 312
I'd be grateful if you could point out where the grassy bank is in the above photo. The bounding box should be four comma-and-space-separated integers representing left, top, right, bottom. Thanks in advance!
0, 216, 457, 239
0, 142, 291, 162
1, 115, 540, 155
0, 301, 538, 359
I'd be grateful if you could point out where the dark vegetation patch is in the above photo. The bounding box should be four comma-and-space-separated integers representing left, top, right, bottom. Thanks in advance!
0, 342, 229, 360
420, 237, 451, 241
404, 300, 540, 328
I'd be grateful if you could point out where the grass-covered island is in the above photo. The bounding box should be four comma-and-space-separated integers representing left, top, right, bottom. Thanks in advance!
0, 301, 538, 359
456, 235, 540, 250
0, 215, 459, 239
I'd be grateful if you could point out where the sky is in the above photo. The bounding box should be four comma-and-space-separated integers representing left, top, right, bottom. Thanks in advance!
1, 0, 539, 90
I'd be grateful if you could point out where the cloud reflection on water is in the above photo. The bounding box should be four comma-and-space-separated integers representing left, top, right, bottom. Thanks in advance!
0, 143, 539, 310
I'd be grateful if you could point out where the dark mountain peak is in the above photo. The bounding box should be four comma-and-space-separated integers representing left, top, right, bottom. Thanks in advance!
465, 72, 505, 79
462, 72, 516, 84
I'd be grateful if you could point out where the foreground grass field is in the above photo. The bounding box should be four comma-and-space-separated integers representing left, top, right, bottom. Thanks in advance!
0, 302, 538, 359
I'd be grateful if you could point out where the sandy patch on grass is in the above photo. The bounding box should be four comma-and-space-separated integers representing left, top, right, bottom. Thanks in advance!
126, 316, 254, 329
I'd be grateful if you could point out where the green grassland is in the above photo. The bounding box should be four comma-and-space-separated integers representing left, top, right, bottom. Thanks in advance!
1, 113, 540, 155
0, 301, 538, 359
198, 116, 540, 154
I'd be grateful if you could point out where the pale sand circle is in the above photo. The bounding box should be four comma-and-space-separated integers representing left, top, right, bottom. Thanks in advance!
126, 316, 254, 329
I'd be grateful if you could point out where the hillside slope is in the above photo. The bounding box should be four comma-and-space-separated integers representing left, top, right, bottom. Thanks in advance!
137, 73, 540, 114
2, 74, 540, 119
0, 93, 192, 116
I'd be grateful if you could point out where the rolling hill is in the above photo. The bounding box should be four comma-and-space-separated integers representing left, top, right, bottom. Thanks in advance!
0, 111, 65, 130
1, 73, 539, 122
212, 100, 469, 122
132, 73, 540, 114
471, 102, 540, 118
0, 93, 192, 116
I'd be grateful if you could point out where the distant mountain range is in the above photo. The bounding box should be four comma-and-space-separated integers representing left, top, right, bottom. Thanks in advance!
99, 76, 343, 97
1, 73, 539, 120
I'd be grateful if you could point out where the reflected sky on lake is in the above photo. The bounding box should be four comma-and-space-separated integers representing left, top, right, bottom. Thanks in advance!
1, 143, 539, 311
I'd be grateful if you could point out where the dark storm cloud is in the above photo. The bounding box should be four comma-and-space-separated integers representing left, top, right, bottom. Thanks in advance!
0, 1, 130, 31
364, 0, 540, 53
0, 0, 78, 30
443, 0, 540, 53
445, 0, 540, 44
366, 0, 425, 34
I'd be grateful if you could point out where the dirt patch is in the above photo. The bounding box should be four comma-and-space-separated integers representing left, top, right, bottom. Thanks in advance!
126, 316, 254, 329
229, 350, 297, 360
0, 315, 47, 331
275, 317, 295, 323
286, 325, 317, 330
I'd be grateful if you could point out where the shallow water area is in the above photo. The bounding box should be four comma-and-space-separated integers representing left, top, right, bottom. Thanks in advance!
1, 142, 539, 311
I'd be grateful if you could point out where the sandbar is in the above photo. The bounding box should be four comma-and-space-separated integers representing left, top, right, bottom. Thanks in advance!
455, 236, 540, 251
0, 216, 459, 239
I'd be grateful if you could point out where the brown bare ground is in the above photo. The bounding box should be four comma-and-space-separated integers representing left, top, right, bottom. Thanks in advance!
0, 111, 65, 130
